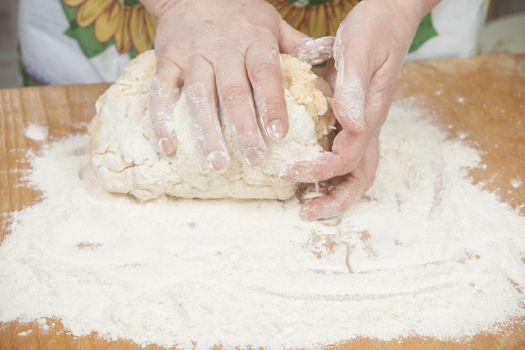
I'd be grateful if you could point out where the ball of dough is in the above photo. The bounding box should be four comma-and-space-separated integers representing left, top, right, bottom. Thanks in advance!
89, 51, 335, 201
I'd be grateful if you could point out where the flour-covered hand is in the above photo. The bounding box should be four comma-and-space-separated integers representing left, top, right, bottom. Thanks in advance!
288, 0, 439, 220
141, 0, 334, 169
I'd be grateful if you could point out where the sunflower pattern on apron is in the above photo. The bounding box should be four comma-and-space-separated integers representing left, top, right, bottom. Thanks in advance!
22, 0, 448, 86
60, 0, 157, 59
269, 0, 359, 38
59, 0, 438, 61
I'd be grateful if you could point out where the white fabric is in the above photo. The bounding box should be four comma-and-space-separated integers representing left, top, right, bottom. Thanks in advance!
18, 0, 487, 84
407, 0, 488, 60
18, 0, 130, 84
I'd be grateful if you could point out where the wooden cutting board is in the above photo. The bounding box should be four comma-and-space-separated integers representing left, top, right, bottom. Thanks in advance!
0, 54, 524, 350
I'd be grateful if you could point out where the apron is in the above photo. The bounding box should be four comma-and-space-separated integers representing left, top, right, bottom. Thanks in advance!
18, 0, 489, 86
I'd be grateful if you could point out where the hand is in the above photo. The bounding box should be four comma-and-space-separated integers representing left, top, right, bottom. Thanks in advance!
287, 0, 439, 220
141, 0, 334, 170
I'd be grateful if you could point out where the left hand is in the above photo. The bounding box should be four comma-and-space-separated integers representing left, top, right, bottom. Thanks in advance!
287, 0, 439, 220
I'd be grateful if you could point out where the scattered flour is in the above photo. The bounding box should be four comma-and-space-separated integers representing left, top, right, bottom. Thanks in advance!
511, 177, 523, 189
17, 330, 32, 336
37, 318, 49, 332
1, 103, 524, 349
457, 131, 468, 140
23, 123, 48, 142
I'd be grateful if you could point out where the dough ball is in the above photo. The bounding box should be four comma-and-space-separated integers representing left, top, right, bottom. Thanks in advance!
89, 51, 335, 201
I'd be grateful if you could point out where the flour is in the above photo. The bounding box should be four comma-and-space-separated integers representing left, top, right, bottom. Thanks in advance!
37, 318, 49, 332
511, 177, 523, 189
1, 102, 525, 349
23, 123, 48, 141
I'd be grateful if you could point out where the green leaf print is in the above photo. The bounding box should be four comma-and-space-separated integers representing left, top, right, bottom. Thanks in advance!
128, 47, 139, 60
124, 0, 140, 6
60, 1, 113, 59
409, 13, 438, 53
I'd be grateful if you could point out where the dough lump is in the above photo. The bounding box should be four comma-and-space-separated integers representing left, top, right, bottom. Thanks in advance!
89, 51, 334, 201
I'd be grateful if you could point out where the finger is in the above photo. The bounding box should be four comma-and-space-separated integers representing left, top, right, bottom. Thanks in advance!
245, 40, 288, 140
279, 21, 334, 65
291, 63, 390, 182
150, 50, 183, 155
300, 137, 379, 220
324, 58, 337, 89
215, 52, 267, 167
287, 128, 372, 182
362, 68, 396, 131
332, 21, 373, 133
184, 55, 230, 171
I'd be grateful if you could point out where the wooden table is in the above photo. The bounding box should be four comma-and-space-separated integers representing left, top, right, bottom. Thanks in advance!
1, 54, 524, 349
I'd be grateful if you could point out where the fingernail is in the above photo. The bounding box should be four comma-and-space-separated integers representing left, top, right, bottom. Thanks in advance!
266, 120, 285, 140
244, 148, 265, 167
158, 138, 174, 155
298, 36, 335, 64
314, 36, 335, 56
207, 151, 229, 171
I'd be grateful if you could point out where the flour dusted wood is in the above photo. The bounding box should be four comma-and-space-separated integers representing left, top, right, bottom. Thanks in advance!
2, 53, 525, 350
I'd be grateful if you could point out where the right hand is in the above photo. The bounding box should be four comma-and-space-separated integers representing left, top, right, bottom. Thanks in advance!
141, 0, 334, 170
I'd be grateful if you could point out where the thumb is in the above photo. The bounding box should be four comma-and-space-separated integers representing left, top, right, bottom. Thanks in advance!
279, 20, 334, 65
332, 23, 372, 133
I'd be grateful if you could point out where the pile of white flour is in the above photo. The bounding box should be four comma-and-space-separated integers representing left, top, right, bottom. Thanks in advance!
23, 123, 48, 141
1, 103, 524, 349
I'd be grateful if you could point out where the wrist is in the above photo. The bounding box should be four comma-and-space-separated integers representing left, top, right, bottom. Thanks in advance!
394, 0, 440, 20
140, 0, 182, 18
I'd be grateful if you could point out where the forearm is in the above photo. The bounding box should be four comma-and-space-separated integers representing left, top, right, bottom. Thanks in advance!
140, 0, 182, 18
418, 0, 441, 17
393, 0, 441, 20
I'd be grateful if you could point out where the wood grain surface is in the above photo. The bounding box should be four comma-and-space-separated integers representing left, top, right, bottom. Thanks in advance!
1, 54, 524, 349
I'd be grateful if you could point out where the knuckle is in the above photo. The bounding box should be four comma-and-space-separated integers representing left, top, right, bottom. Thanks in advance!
250, 62, 279, 81
248, 39, 270, 53
150, 112, 168, 129
342, 159, 359, 175
156, 44, 178, 60
216, 51, 244, 68
151, 121, 168, 138
262, 96, 285, 116
149, 103, 172, 126
364, 108, 385, 129
220, 85, 250, 109
185, 82, 207, 101
187, 54, 211, 71
154, 46, 182, 82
